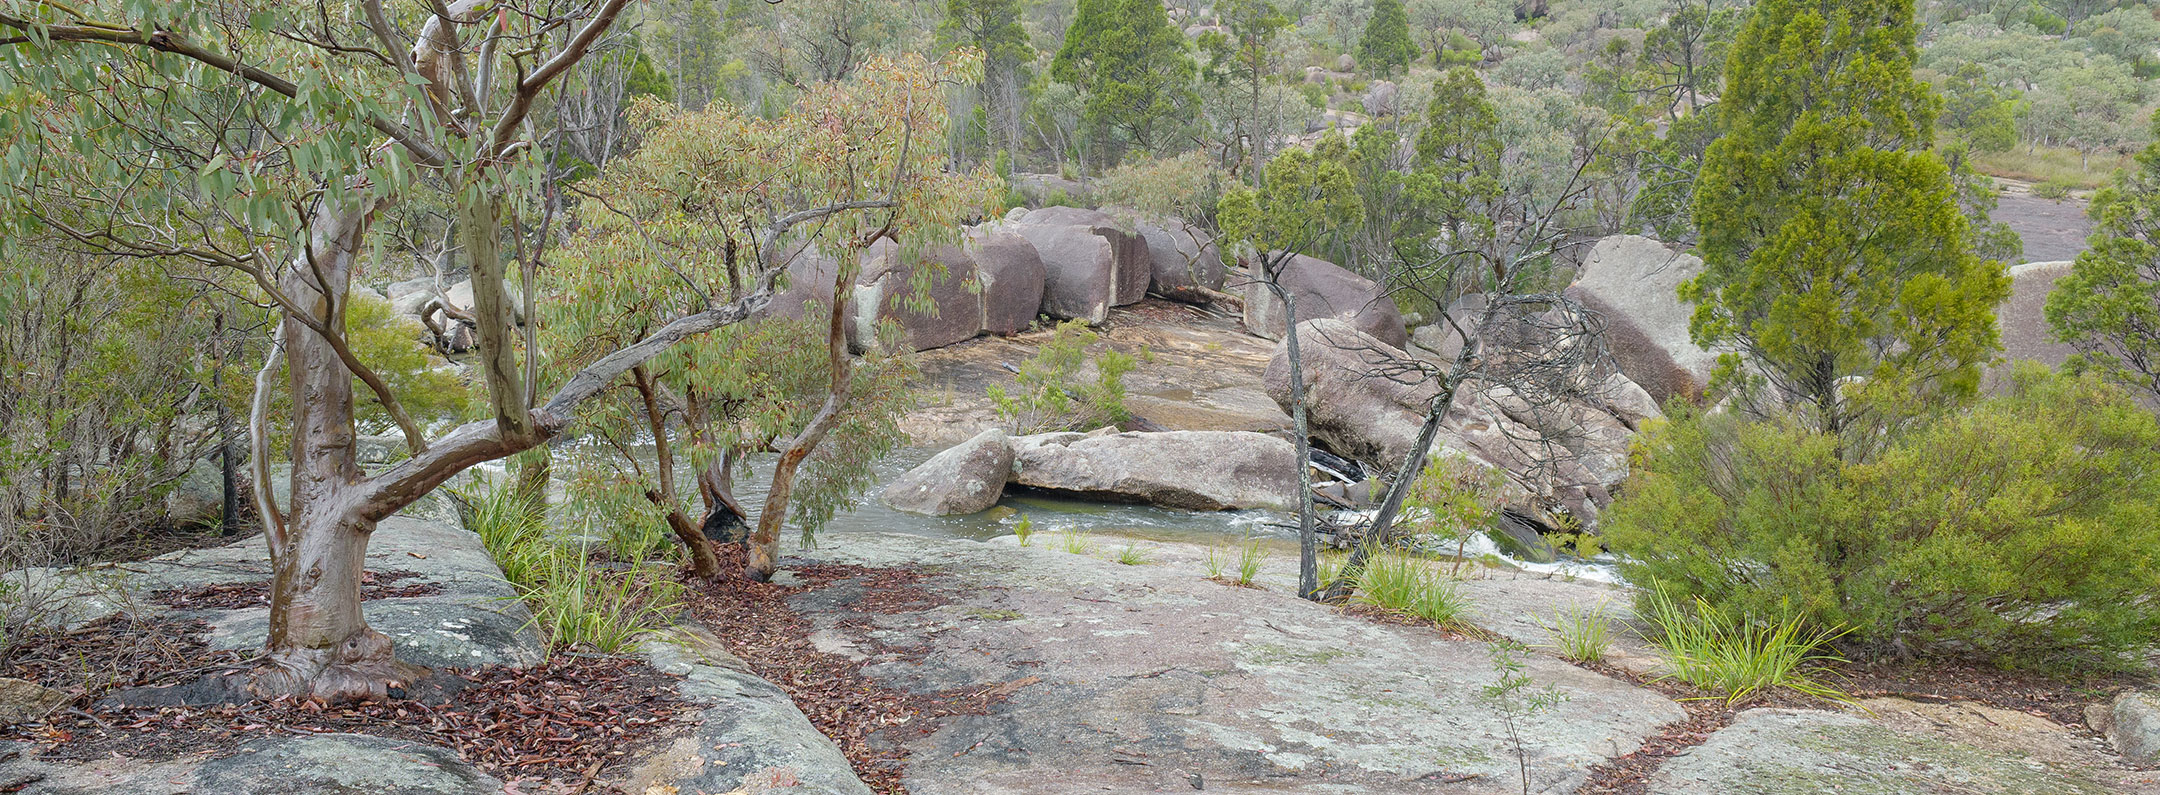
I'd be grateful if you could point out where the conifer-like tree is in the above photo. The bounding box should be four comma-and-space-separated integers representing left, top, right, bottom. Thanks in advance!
1051, 0, 1198, 162
1357, 0, 1419, 78
1685, 0, 2008, 440
2047, 110, 2160, 403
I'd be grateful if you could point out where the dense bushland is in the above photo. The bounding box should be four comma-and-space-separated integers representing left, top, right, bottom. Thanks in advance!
1606, 365, 2160, 672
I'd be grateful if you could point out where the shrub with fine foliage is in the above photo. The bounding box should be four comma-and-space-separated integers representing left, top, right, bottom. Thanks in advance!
1605, 365, 2160, 671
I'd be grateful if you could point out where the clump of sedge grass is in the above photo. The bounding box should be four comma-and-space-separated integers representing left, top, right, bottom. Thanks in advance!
1114, 543, 1150, 565
1234, 536, 1270, 586
1352, 551, 1470, 629
454, 475, 682, 654
1535, 601, 1614, 664
1056, 531, 1093, 555
524, 549, 685, 653
1013, 515, 1036, 547
1638, 587, 1850, 706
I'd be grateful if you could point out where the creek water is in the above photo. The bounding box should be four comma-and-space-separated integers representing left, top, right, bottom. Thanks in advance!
489, 443, 1619, 582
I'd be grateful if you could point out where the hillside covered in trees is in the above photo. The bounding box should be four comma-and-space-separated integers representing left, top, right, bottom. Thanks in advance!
0, 0, 2158, 792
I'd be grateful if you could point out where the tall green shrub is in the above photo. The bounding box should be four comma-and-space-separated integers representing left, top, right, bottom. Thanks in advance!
1604, 365, 2160, 671
1356, 0, 1418, 78
1686, 0, 2008, 438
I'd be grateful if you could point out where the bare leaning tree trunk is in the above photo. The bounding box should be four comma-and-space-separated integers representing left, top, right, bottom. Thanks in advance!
1261, 253, 1323, 600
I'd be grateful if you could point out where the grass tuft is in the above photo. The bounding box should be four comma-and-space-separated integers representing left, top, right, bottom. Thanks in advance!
1114, 543, 1150, 566
1534, 601, 1614, 664
1638, 587, 1850, 706
1234, 536, 1269, 586
454, 475, 681, 654
1055, 531, 1093, 555
1202, 543, 1228, 579
1013, 515, 1035, 547
524, 549, 685, 653
1352, 551, 1471, 628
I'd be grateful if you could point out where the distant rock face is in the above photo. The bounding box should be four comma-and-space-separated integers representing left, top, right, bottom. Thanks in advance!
764, 243, 849, 323
1008, 430, 1296, 510
1565, 235, 1717, 404
1988, 260, 2078, 392
972, 228, 1050, 336
881, 429, 1015, 516
163, 456, 226, 528
1007, 172, 1096, 208
1010, 207, 1151, 324
855, 243, 979, 352
1241, 253, 1409, 349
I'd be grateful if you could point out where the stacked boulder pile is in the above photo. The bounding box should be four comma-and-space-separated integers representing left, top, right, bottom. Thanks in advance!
375, 206, 1231, 356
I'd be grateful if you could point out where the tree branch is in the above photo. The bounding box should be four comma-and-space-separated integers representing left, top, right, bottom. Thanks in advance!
0, 14, 452, 167
490, 0, 634, 155
355, 277, 783, 522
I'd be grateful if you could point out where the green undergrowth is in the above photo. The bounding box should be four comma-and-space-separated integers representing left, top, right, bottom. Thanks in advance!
452, 475, 682, 654
1638, 588, 1850, 706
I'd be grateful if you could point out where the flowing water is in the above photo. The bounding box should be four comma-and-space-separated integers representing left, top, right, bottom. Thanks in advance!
485, 444, 1618, 582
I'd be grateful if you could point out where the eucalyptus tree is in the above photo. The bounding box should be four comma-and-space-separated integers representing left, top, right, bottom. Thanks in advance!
1198, 0, 1291, 184
545, 55, 999, 581
0, 0, 829, 703
941, 0, 1033, 159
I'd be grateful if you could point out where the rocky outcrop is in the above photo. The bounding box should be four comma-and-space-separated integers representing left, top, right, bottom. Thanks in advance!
163, 456, 226, 528
974, 228, 1050, 336
1006, 208, 1151, 324
5, 509, 546, 669
1989, 260, 2078, 392
2107, 690, 2160, 766
1648, 707, 2134, 795
1265, 318, 1644, 525
847, 228, 1046, 353
0, 678, 67, 725
1009, 429, 1296, 510
788, 531, 1686, 794
628, 626, 873, 795
766, 244, 850, 323
1242, 253, 1408, 349
386, 277, 436, 316
1101, 207, 1225, 302
880, 429, 1015, 515
1361, 79, 1399, 116
1565, 235, 1716, 404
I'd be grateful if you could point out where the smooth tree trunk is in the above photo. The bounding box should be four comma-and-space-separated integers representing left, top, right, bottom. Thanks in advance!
633, 365, 722, 578
745, 261, 855, 581
252, 201, 428, 701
